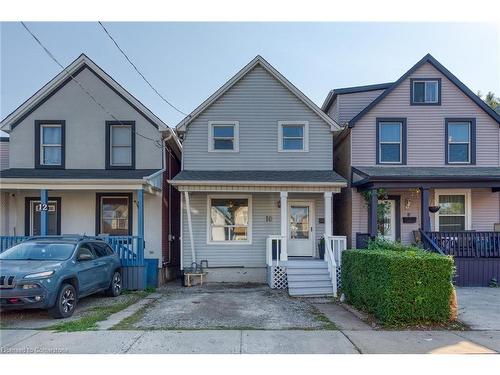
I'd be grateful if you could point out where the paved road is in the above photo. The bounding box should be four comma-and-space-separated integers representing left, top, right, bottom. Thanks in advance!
1, 329, 498, 354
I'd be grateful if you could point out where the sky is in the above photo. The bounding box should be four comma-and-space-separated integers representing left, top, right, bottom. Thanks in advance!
1, 22, 498, 136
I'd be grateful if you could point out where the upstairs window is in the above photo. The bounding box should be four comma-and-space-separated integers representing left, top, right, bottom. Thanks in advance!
377, 119, 406, 164
209, 121, 239, 152
446, 118, 475, 164
106, 121, 135, 169
411, 79, 441, 105
35, 120, 65, 168
278, 121, 309, 152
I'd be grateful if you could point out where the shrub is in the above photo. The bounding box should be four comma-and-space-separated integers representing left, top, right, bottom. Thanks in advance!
341, 248, 454, 325
367, 237, 421, 252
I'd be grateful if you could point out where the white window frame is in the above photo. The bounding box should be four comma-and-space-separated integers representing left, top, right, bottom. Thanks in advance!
40, 124, 62, 166
206, 194, 252, 245
110, 124, 133, 166
378, 122, 402, 164
412, 80, 439, 104
434, 189, 472, 232
447, 122, 471, 164
278, 121, 309, 152
208, 121, 239, 152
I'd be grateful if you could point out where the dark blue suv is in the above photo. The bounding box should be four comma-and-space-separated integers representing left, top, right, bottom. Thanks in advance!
0, 237, 122, 318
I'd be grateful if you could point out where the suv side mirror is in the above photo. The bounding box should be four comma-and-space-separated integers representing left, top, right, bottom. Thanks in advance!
77, 252, 93, 261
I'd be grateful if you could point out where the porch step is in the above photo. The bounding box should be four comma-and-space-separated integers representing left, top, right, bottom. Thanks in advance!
285, 259, 334, 297
288, 286, 334, 297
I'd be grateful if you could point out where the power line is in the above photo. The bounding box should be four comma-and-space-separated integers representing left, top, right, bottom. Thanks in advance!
97, 21, 188, 117
20, 22, 164, 149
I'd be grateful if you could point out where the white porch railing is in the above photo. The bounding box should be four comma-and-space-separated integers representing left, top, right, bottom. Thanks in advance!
266, 235, 286, 266
324, 234, 347, 297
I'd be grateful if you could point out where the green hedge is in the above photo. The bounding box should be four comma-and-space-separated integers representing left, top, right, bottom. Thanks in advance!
341, 249, 454, 325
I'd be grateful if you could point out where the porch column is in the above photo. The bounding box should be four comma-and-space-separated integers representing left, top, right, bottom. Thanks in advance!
324, 192, 333, 237
40, 189, 48, 236
137, 189, 145, 262
280, 191, 288, 261
420, 187, 431, 232
368, 188, 378, 238
184, 191, 196, 263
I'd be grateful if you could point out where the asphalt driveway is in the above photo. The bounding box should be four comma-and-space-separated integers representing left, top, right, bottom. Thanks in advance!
456, 287, 500, 330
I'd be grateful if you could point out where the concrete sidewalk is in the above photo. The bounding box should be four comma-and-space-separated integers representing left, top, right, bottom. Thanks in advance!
1, 329, 498, 354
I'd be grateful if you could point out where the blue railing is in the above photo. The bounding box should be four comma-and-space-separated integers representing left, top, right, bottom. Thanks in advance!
0, 235, 144, 266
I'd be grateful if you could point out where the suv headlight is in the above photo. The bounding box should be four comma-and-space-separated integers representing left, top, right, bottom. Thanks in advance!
24, 270, 55, 279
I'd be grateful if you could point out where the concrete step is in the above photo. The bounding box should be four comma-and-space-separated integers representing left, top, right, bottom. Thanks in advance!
288, 280, 333, 289
287, 273, 331, 282
288, 286, 334, 296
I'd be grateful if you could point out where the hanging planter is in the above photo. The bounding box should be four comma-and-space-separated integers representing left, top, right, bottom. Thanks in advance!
429, 206, 441, 213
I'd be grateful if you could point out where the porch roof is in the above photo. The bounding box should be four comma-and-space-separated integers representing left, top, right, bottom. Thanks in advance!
170, 170, 347, 192
352, 166, 500, 189
0, 168, 159, 179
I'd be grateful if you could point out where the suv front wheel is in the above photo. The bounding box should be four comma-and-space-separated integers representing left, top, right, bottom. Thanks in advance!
105, 271, 122, 297
49, 283, 77, 319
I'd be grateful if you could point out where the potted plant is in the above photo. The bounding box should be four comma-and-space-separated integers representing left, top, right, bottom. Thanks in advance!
318, 237, 325, 259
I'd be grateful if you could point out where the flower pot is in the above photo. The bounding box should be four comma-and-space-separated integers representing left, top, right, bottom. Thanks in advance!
429, 206, 441, 213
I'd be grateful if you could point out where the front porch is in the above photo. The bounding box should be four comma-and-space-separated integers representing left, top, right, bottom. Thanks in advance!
352, 166, 500, 286
169, 170, 348, 295
0, 169, 165, 289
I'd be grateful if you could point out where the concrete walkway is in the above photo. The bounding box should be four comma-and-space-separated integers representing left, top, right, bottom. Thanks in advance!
1, 328, 498, 354
456, 287, 500, 330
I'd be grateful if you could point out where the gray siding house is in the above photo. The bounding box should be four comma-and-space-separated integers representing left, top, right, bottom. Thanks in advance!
323, 54, 500, 286
171, 56, 347, 295
0, 54, 181, 287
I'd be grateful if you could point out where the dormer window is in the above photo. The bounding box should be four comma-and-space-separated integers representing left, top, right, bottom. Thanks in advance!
411, 78, 441, 105
35, 120, 65, 169
209, 121, 239, 152
106, 121, 136, 169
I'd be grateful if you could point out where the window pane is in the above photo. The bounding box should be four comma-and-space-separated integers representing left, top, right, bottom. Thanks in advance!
101, 197, 129, 236
379, 123, 401, 142
211, 226, 247, 241
112, 146, 132, 165
214, 139, 234, 150
211, 199, 248, 226
283, 139, 304, 150
380, 144, 401, 163
282, 125, 303, 138
448, 123, 470, 143
42, 126, 61, 144
439, 216, 465, 231
112, 126, 131, 146
290, 206, 309, 239
43, 146, 61, 165
439, 195, 465, 215
413, 82, 425, 102
425, 81, 438, 102
449, 144, 469, 163
213, 125, 234, 138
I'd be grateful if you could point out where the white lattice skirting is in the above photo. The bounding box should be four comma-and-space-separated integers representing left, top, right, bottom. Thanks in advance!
270, 266, 288, 289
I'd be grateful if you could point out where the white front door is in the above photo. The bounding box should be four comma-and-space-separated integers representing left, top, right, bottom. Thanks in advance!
378, 199, 396, 241
287, 200, 315, 257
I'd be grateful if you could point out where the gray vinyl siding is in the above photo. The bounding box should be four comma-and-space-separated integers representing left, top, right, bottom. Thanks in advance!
182, 192, 325, 268
351, 62, 500, 167
335, 90, 385, 125
182, 65, 333, 171
8, 68, 162, 170
0, 141, 9, 170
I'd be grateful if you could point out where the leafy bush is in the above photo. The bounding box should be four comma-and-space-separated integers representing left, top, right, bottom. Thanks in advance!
366, 237, 422, 252
341, 248, 454, 325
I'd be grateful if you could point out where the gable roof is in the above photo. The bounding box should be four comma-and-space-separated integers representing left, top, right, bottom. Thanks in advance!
347, 53, 500, 128
0, 53, 170, 132
321, 82, 393, 112
176, 55, 341, 132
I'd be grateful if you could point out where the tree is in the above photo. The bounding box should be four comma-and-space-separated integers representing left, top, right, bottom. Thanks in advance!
477, 90, 499, 110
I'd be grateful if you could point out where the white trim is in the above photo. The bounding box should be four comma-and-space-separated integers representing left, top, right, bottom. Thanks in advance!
447, 121, 471, 164
434, 189, 472, 231
180, 193, 184, 271
378, 121, 402, 164
278, 121, 309, 152
176, 55, 341, 132
206, 194, 252, 245
324, 192, 333, 238
184, 191, 196, 263
208, 121, 239, 153
1, 54, 168, 132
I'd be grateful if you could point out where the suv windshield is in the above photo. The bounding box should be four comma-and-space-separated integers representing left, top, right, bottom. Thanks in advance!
0, 242, 76, 261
